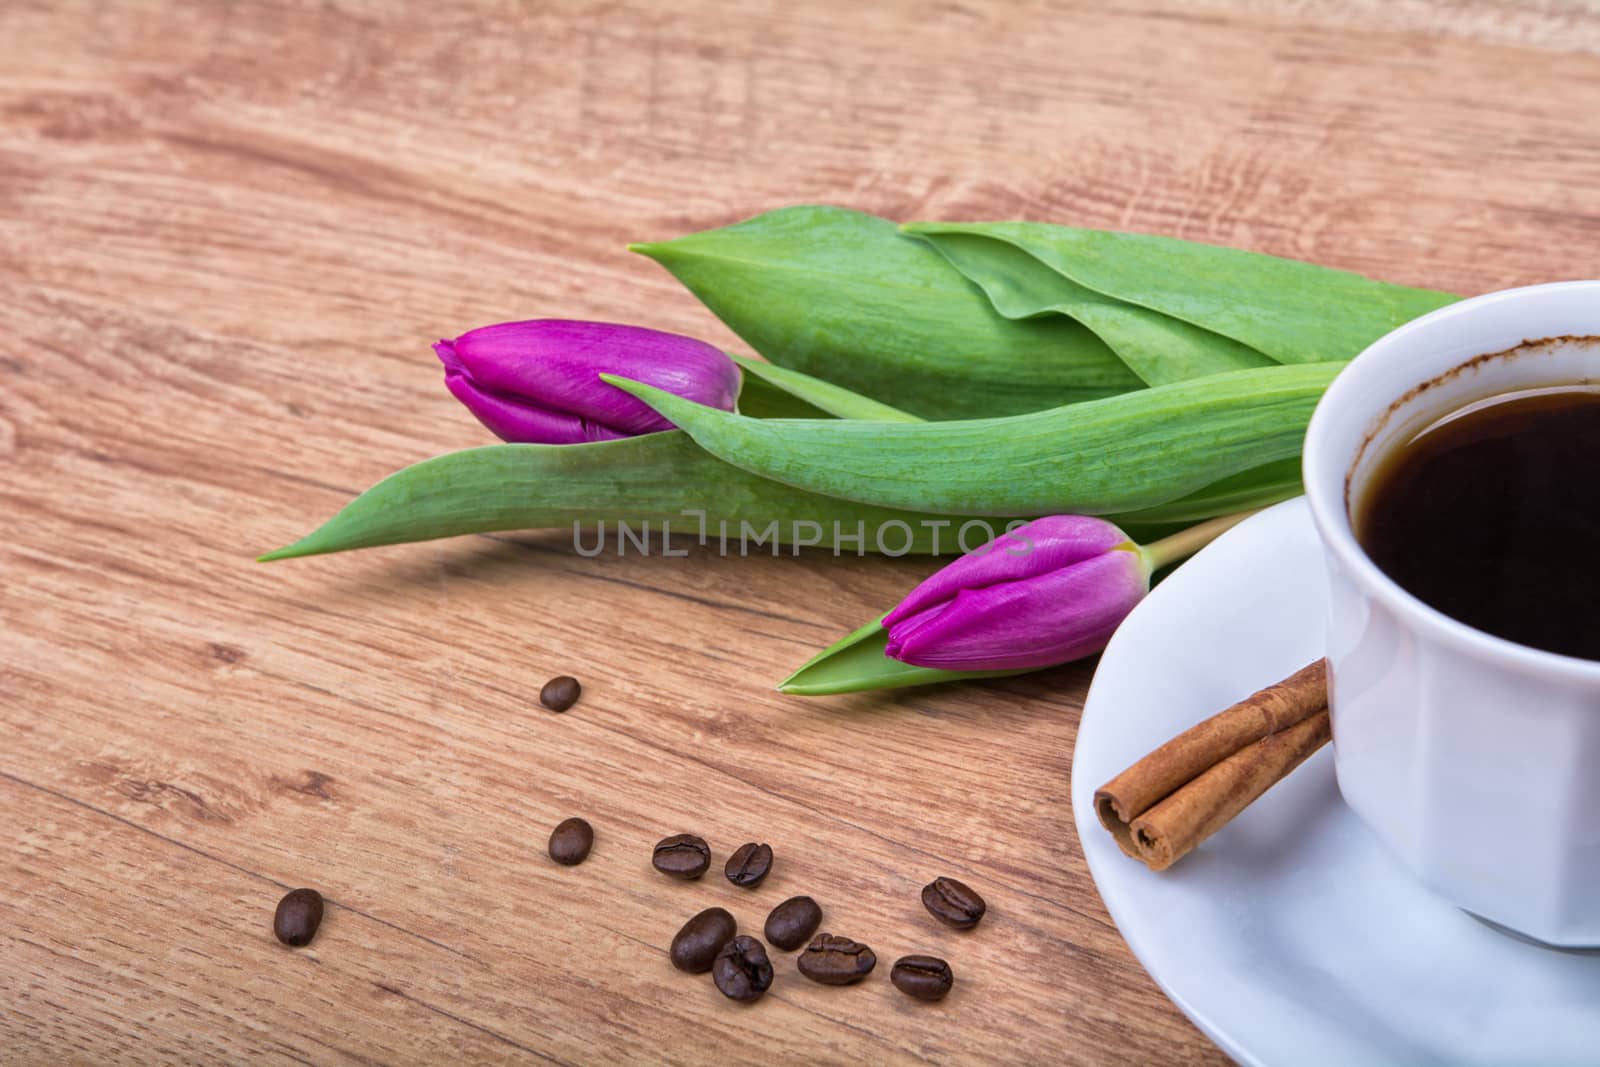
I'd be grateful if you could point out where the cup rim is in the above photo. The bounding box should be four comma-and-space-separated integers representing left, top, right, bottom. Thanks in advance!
1303, 280, 1600, 683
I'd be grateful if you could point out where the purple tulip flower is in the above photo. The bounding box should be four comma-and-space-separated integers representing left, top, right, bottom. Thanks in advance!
436, 319, 740, 444
882, 515, 1151, 671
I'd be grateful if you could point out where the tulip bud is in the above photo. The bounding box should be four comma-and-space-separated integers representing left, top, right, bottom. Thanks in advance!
436, 319, 740, 444
881, 515, 1151, 671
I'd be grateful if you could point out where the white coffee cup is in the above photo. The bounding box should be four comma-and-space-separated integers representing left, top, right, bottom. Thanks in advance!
1303, 281, 1600, 947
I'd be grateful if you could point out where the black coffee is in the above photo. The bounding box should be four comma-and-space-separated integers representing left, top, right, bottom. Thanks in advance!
273, 888, 324, 947
724, 843, 773, 888
670, 907, 737, 973
1358, 387, 1600, 661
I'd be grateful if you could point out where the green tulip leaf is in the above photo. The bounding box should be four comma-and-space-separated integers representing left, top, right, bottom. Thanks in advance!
260, 432, 1022, 561
1108, 456, 1304, 526
777, 619, 1029, 695
734, 355, 921, 422
900, 220, 1457, 365
632, 206, 1143, 419
602, 362, 1342, 518
736, 368, 833, 419
908, 228, 1272, 386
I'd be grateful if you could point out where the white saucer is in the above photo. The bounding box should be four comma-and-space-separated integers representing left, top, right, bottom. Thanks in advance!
1071, 498, 1600, 1067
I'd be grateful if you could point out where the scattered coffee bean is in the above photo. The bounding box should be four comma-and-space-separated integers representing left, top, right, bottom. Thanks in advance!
724, 842, 773, 888
712, 935, 774, 1002
652, 833, 711, 879
891, 955, 954, 1001
273, 888, 324, 947
921, 876, 986, 929
670, 907, 737, 974
764, 896, 822, 951
797, 933, 876, 985
539, 675, 582, 712
548, 817, 594, 866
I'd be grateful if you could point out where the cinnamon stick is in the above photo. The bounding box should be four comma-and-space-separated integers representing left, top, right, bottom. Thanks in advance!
1095, 659, 1329, 870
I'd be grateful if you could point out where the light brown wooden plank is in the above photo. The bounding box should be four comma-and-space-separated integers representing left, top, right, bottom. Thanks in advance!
3, 0, 1597, 1062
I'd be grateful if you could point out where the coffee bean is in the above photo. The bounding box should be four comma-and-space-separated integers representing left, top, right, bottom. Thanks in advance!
273, 888, 324, 947
548, 817, 594, 866
540, 675, 581, 712
763, 896, 822, 952
796, 933, 876, 985
724, 842, 773, 888
891, 955, 954, 1001
669, 907, 737, 974
921, 876, 986, 929
652, 834, 711, 879
712, 935, 774, 1002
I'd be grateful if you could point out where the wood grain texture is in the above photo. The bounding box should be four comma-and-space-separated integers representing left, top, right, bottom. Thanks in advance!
2, 1, 1597, 1062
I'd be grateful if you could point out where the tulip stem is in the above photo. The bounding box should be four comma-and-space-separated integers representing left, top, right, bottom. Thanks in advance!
1142, 507, 1264, 572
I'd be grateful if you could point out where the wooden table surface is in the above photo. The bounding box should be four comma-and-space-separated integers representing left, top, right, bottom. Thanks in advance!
4, 1, 1598, 1063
